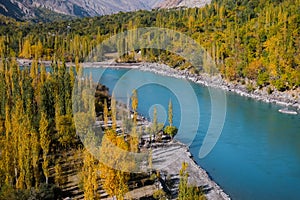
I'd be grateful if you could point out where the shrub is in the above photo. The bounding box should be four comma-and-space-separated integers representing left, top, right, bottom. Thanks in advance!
164, 126, 178, 138
246, 83, 255, 93
153, 189, 167, 200
267, 87, 273, 94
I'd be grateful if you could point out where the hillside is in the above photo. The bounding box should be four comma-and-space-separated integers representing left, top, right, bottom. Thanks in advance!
0, 0, 211, 21
0, 0, 163, 21
0, 0, 299, 91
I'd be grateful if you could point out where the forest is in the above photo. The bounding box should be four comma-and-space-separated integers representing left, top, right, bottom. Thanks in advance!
0, 0, 299, 199
0, 56, 190, 199
0, 0, 299, 91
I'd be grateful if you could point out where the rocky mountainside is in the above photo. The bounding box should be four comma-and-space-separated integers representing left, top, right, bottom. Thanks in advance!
156, 0, 211, 9
0, 0, 210, 21
0, 0, 162, 20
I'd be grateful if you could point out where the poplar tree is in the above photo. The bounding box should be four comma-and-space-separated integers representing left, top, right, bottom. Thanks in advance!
103, 98, 108, 128
178, 162, 189, 200
129, 126, 139, 153
111, 97, 117, 130
19, 39, 31, 59
168, 99, 173, 127
31, 128, 40, 188
82, 149, 98, 200
130, 89, 139, 153
178, 162, 205, 200
54, 159, 63, 187
99, 129, 131, 199
131, 89, 138, 123
40, 111, 51, 184
3, 104, 13, 186
165, 100, 178, 139
152, 106, 158, 139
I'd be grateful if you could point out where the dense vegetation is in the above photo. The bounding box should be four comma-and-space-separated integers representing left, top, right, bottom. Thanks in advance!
0, 57, 183, 199
0, 57, 133, 199
0, 58, 77, 198
0, 0, 299, 198
0, 0, 300, 91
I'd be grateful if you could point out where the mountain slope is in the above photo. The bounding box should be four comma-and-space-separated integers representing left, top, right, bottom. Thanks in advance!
156, 0, 211, 9
0, 0, 27, 19
0, 0, 209, 21
0, 0, 162, 20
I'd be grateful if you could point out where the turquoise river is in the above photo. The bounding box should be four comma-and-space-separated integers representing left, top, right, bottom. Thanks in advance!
85, 67, 300, 200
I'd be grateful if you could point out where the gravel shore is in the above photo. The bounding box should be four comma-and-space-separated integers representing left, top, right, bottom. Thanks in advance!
136, 62, 300, 110
151, 141, 230, 200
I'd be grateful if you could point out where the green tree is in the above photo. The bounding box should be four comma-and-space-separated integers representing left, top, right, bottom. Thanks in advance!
164, 100, 178, 139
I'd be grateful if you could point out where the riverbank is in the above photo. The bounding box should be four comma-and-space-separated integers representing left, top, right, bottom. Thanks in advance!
136, 62, 300, 110
150, 141, 230, 200
80, 60, 299, 110
99, 102, 231, 199
17, 58, 300, 110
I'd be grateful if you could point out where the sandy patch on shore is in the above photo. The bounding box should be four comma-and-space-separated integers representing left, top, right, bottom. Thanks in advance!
151, 141, 230, 200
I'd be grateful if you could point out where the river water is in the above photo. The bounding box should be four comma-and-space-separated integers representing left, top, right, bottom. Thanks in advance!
85, 67, 300, 200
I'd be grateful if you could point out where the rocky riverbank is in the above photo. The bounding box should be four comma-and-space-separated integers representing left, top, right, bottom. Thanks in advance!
137, 62, 300, 110
150, 141, 230, 200
17, 58, 300, 110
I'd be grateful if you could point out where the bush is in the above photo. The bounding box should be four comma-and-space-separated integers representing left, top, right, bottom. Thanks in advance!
257, 72, 269, 88
164, 126, 178, 138
28, 184, 62, 200
0, 185, 29, 200
246, 83, 255, 93
274, 79, 287, 92
153, 189, 167, 200
0, 184, 62, 200
267, 87, 273, 94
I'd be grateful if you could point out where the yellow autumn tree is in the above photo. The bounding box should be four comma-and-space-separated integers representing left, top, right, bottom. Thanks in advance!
19, 39, 32, 59
131, 89, 138, 123
39, 111, 51, 184
99, 128, 132, 200
81, 149, 98, 200
3, 103, 13, 186
103, 98, 108, 128
111, 97, 117, 130
129, 89, 139, 153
